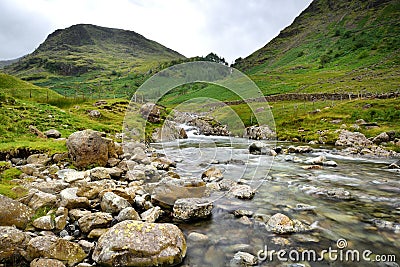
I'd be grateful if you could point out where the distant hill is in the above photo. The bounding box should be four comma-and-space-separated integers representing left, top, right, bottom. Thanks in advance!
0, 58, 21, 69
232, 0, 400, 95
4, 24, 185, 98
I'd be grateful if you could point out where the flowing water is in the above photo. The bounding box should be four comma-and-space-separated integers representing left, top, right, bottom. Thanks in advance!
152, 133, 400, 267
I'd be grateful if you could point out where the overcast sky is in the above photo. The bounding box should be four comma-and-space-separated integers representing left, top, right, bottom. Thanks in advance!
0, 0, 313, 63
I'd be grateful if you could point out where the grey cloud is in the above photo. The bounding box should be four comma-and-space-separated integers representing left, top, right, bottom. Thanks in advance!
193, 0, 313, 63
0, 1, 52, 60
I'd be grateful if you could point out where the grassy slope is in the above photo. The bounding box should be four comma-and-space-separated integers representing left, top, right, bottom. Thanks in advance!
0, 73, 144, 155
235, 0, 400, 95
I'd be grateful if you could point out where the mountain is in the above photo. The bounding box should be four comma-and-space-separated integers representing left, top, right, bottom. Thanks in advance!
232, 0, 400, 95
4, 24, 185, 98
7, 24, 184, 77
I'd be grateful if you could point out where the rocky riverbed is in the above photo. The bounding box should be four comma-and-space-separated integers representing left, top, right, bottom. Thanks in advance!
0, 128, 399, 266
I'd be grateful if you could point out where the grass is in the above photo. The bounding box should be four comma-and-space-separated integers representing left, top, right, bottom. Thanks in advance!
0, 166, 25, 199
201, 98, 400, 147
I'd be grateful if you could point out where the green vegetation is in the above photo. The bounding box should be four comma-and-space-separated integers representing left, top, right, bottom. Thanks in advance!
231, 0, 399, 95
0, 166, 25, 199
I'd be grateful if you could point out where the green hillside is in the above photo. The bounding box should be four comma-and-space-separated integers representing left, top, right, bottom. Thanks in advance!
0, 74, 143, 156
5, 24, 186, 98
0, 73, 62, 101
232, 0, 399, 95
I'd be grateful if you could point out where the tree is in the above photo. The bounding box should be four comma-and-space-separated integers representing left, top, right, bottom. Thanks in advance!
203, 52, 228, 65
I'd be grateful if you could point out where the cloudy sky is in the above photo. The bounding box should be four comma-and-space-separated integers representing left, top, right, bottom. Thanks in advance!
0, 0, 313, 63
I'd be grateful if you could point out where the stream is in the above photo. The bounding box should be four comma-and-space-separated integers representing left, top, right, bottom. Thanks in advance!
151, 133, 400, 267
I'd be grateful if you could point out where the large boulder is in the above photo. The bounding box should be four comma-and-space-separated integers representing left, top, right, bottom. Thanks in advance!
0, 226, 31, 262
92, 220, 186, 266
249, 141, 277, 156
66, 130, 109, 169
26, 236, 87, 266
335, 130, 373, 147
173, 198, 213, 221
0, 194, 34, 229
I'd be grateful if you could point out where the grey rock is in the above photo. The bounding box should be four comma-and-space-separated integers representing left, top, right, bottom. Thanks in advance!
372, 132, 390, 144
30, 180, 69, 194
152, 120, 188, 142
141, 206, 163, 223
69, 209, 92, 222
230, 251, 258, 266
78, 212, 113, 233
0, 226, 31, 261
101, 192, 131, 214
26, 236, 87, 266
92, 220, 186, 266
45, 129, 62, 139
66, 130, 109, 169
245, 125, 276, 140
30, 258, 66, 267
288, 145, 313, 153
89, 110, 101, 118
33, 215, 55, 230
139, 102, 163, 123
89, 167, 111, 180
173, 198, 213, 221
231, 185, 255, 199
187, 232, 209, 243
202, 166, 224, 182
0, 194, 34, 229
335, 130, 373, 147
249, 141, 277, 156
22, 189, 58, 210
60, 188, 90, 209
116, 207, 141, 222
27, 153, 51, 165
78, 240, 95, 254
266, 213, 311, 234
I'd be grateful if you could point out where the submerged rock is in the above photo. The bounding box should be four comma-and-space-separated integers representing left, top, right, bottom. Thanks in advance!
92, 220, 186, 267
265, 213, 311, 234
230, 251, 258, 266
202, 166, 224, 182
